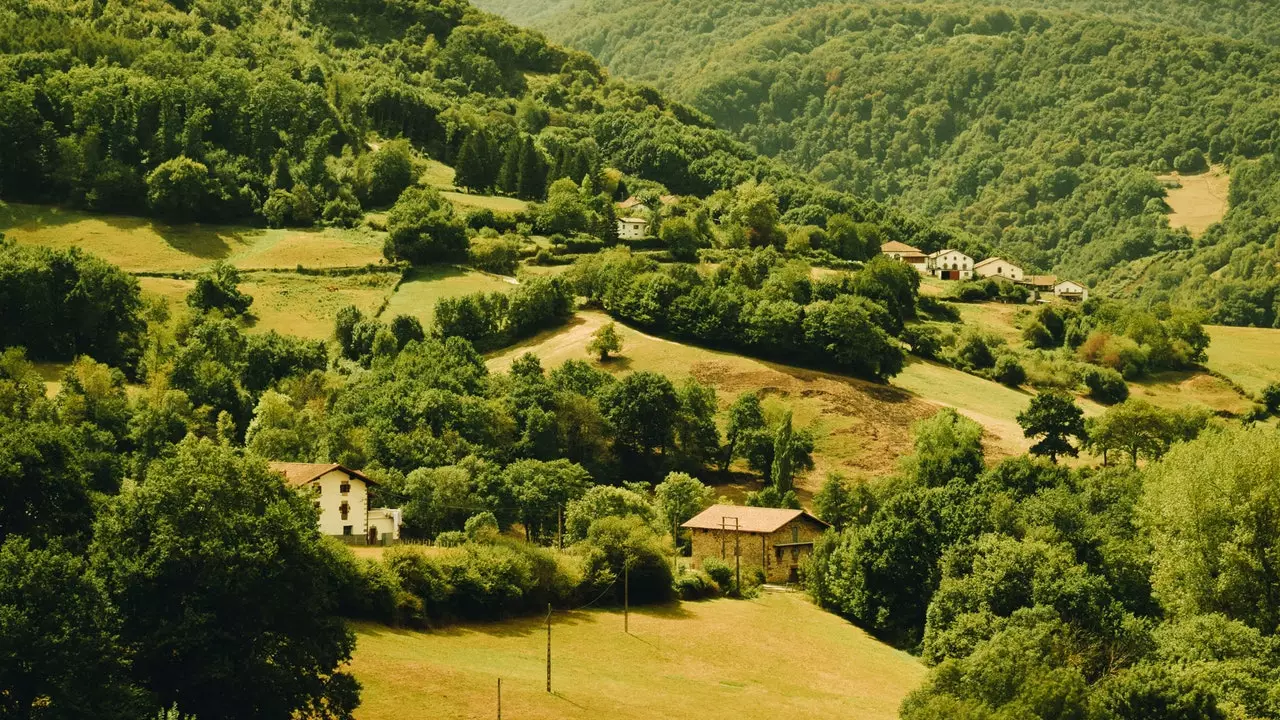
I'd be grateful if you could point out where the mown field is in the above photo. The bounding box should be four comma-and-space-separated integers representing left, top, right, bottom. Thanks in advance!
1158, 166, 1231, 238
0, 202, 387, 273
1204, 325, 1280, 396
349, 591, 924, 720
382, 265, 518, 328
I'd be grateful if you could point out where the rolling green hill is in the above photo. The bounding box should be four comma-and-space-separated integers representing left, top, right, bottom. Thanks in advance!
476, 0, 1280, 327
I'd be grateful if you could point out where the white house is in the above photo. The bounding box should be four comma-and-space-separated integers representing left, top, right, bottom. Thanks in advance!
880, 241, 928, 272
368, 507, 403, 544
1054, 280, 1089, 302
973, 257, 1024, 282
617, 217, 647, 240
270, 462, 392, 541
926, 249, 974, 280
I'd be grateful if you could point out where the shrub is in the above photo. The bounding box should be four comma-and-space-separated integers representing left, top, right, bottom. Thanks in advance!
674, 569, 720, 600
955, 329, 1001, 370
469, 234, 520, 274
580, 516, 674, 605
146, 156, 220, 221
902, 324, 943, 359
435, 530, 467, 547
1083, 366, 1130, 404
993, 354, 1027, 387
464, 512, 500, 541
1261, 382, 1280, 416
918, 296, 960, 321
702, 557, 735, 593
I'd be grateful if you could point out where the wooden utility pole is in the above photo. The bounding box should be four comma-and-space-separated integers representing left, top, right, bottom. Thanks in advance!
624, 560, 630, 634
545, 603, 552, 693
497, 678, 502, 719
557, 506, 563, 550
721, 516, 741, 591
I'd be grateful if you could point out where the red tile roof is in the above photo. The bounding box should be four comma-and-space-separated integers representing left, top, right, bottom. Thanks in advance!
681, 504, 829, 533
267, 462, 377, 487
880, 241, 922, 254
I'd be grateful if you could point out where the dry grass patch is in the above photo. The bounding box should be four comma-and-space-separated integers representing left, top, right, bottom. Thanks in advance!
421, 159, 458, 189
241, 272, 399, 340
953, 302, 1027, 344
1204, 325, 1280, 396
1158, 165, 1230, 237
490, 312, 984, 492
1128, 370, 1254, 415
349, 592, 923, 720
381, 265, 518, 327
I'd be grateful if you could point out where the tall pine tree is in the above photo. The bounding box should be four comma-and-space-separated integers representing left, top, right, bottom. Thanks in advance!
497, 135, 522, 195
454, 130, 496, 192
517, 136, 547, 200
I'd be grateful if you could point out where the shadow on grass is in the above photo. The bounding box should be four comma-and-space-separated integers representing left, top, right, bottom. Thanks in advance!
2, 202, 258, 262
352, 600, 698, 640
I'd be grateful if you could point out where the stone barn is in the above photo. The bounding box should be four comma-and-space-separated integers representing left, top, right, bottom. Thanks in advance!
682, 505, 830, 584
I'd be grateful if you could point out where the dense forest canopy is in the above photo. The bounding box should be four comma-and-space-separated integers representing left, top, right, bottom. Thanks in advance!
0, 0, 962, 254
476, 0, 1280, 327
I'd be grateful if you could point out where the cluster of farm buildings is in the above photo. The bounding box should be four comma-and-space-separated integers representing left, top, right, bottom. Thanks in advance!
610, 197, 1089, 302
881, 241, 1089, 301
268, 461, 829, 585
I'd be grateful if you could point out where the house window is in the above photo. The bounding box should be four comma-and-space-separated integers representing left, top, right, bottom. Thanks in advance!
791, 526, 799, 543
339, 502, 350, 520
343, 525, 353, 535
339, 481, 350, 495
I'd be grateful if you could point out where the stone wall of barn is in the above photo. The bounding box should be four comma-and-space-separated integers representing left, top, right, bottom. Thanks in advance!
688, 518, 825, 584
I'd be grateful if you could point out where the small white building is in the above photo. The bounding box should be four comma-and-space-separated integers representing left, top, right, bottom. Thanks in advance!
926, 249, 974, 280
617, 217, 647, 240
270, 462, 381, 540
368, 507, 403, 544
1054, 280, 1089, 302
973, 257, 1024, 282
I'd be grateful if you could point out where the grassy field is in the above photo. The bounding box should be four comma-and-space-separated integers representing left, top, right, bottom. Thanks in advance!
441, 190, 530, 214
349, 592, 923, 720
952, 301, 1027, 344
137, 271, 400, 340
381, 265, 518, 328
1204, 325, 1280, 396
488, 311, 1039, 494
1158, 165, 1230, 237
0, 203, 386, 273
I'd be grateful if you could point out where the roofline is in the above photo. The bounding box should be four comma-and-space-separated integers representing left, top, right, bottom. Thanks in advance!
680, 507, 831, 532
271, 463, 378, 486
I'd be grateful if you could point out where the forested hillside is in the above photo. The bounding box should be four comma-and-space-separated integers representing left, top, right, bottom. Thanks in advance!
476, 0, 1280, 327
0, 0, 956, 254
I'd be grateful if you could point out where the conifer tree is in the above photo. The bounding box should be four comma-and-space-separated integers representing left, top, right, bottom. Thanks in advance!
454, 130, 493, 192
497, 135, 521, 194
517, 137, 547, 200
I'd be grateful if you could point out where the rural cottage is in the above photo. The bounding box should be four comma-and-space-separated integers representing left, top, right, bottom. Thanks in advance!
926, 249, 974, 280
880, 241, 928, 272
974, 257, 1025, 282
617, 217, 647, 240
269, 462, 400, 543
682, 505, 830, 584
